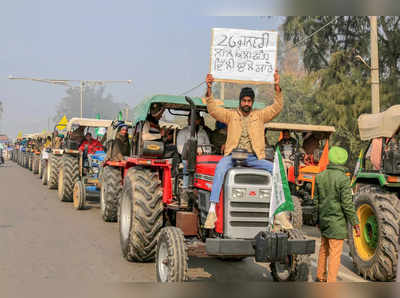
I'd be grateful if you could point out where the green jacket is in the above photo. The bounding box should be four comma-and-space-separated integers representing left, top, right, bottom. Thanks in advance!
314, 165, 359, 239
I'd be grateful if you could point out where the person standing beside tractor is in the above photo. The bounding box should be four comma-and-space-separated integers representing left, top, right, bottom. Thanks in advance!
314, 146, 360, 282
204, 70, 283, 228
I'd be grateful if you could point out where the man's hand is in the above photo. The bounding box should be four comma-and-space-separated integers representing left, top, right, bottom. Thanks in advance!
160, 127, 166, 137
205, 74, 214, 97
274, 69, 281, 92
206, 74, 214, 87
354, 224, 361, 237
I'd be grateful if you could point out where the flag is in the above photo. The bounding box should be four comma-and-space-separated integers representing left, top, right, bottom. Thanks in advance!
17, 131, 22, 139
56, 115, 68, 131
269, 146, 294, 226
118, 111, 123, 121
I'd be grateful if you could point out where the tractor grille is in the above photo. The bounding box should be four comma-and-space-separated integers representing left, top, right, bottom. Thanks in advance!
224, 168, 272, 239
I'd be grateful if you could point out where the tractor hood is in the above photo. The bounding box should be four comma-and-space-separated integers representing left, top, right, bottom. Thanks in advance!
358, 105, 400, 140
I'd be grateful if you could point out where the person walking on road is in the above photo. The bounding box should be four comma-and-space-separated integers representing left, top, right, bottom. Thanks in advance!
314, 146, 360, 282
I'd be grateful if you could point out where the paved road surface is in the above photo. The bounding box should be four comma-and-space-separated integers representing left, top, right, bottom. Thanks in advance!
0, 160, 366, 283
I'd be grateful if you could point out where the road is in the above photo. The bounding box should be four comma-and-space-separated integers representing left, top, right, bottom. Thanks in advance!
0, 160, 366, 283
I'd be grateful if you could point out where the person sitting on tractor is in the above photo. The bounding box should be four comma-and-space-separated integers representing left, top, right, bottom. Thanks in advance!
203, 70, 283, 229
301, 132, 320, 166
79, 132, 104, 154
275, 130, 297, 152
44, 136, 51, 149
142, 102, 180, 175
210, 121, 227, 155
142, 103, 166, 141
106, 124, 131, 161
70, 126, 85, 145
177, 111, 211, 156
177, 111, 211, 207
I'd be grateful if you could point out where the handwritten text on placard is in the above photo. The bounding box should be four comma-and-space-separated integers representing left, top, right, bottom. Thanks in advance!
210, 28, 278, 83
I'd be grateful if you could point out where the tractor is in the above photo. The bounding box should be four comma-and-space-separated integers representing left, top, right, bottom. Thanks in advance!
350, 105, 400, 281
31, 133, 44, 175
264, 123, 336, 226
102, 94, 314, 282
38, 132, 52, 184
45, 128, 65, 190
57, 118, 112, 203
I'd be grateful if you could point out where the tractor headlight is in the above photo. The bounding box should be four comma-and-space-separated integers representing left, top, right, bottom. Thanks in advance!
232, 188, 245, 199
259, 189, 271, 200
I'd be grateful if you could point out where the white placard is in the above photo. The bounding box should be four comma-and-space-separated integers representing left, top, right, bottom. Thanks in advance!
210, 28, 278, 84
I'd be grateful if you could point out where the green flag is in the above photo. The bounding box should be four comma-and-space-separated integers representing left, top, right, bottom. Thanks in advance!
269, 146, 294, 226
118, 111, 123, 121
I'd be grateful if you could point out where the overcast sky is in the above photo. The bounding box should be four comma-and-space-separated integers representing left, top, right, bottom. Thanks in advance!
0, 1, 280, 137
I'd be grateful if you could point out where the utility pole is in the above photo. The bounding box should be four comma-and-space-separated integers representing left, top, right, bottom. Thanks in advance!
370, 16, 380, 114
8, 76, 132, 118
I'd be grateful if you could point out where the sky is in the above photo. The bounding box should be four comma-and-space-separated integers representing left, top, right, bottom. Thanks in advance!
0, 1, 281, 138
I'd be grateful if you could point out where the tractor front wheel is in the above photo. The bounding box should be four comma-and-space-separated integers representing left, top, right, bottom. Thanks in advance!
349, 185, 399, 281
270, 229, 310, 282
73, 181, 86, 210
156, 227, 188, 282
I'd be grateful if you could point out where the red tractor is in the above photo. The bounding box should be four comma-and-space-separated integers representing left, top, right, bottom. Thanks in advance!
101, 95, 315, 282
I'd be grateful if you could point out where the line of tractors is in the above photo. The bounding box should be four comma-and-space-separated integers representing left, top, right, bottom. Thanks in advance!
9, 95, 400, 282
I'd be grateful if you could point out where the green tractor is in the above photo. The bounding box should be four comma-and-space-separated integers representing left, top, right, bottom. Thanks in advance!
350, 105, 400, 281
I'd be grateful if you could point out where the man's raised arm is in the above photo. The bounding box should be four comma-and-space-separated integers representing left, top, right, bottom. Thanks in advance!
260, 70, 283, 123
204, 74, 230, 124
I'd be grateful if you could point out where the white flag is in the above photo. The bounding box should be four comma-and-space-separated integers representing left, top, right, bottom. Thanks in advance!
269, 147, 294, 226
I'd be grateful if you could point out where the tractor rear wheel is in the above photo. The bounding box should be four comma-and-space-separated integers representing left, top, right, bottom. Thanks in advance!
41, 160, 48, 185
32, 155, 39, 174
156, 227, 188, 282
28, 154, 33, 171
119, 167, 163, 262
47, 154, 61, 189
100, 166, 122, 222
58, 154, 79, 202
349, 185, 400, 281
288, 195, 303, 229
270, 229, 310, 282
38, 158, 42, 178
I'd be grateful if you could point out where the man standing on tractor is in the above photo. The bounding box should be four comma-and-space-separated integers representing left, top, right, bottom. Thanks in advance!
203, 70, 283, 229
79, 132, 104, 154
314, 146, 360, 282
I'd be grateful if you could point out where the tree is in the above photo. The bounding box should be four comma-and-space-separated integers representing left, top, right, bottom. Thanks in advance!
53, 86, 128, 123
282, 16, 400, 166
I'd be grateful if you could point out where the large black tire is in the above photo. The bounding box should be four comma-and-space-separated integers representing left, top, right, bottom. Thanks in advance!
349, 185, 400, 281
100, 166, 122, 222
58, 154, 79, 202
28, 154, 33, 171
32, 155, 39, 174
41, 159, 48, 185
47, 154, 61, 189
24, 153, 29, 168
156, 227, 188, 282
119, 167, 163, 262
38, 157, 42, 178
289, 195, 303, 229
270, 229, 310, 282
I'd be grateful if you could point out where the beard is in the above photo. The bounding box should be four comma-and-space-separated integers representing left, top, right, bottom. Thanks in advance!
240, 105, 251, 113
